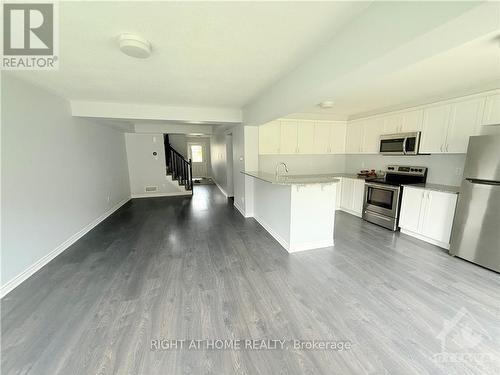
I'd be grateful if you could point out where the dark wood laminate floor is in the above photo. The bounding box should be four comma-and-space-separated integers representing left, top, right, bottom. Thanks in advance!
2, 185, 500, 375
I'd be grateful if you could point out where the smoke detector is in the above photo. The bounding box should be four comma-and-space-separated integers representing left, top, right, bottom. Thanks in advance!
118, 33, 151, 59
318, 100, 334, 109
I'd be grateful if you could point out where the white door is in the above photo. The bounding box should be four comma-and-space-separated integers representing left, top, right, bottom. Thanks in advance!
420, 190, 458, 243
330, 122, 346, 154
188, 142, 207, 177
420, 104, 451, 153
280, 120, 298, 154
335, 178, 343, 209
259, 121, 280, 154
362, 118, 383, 153
352, 179, 365, 215
446, 98, 484, 153
297, 121, 315, 154
345, 121, 363, 154
482, 93, 500, 126
383, 114, 404, 134
399, 187, 425, 233
340, 178, 354, 210
313, 123, 331, 154
401, 110, 423, 132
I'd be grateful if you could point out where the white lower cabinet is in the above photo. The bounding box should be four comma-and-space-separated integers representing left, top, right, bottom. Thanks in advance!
339, 177, 364, 217
399, 187, 458, 249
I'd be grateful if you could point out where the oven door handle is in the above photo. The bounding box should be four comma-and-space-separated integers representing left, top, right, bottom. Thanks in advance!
402, 137, 407, 155
365, 183, 401, 191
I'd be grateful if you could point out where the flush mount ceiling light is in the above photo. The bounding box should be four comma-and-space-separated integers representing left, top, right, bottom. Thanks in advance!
318, 100, 334, 109
118, 33, 151, 59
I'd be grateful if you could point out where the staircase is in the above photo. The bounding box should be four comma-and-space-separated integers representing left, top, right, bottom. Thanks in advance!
164, 134, 193, 191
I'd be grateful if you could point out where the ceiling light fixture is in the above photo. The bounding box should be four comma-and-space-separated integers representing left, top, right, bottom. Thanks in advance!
118, 33, 151, 59
318, 100, 334, 109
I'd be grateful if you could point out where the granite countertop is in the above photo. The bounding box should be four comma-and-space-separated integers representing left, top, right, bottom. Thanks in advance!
402, 183, 460, 194
242, 171, 341, 185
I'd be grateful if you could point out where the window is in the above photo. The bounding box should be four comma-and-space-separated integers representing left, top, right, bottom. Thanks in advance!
190, 145, 203, 162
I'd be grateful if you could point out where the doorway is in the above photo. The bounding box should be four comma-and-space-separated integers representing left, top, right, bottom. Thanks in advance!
188, 142, 208, 177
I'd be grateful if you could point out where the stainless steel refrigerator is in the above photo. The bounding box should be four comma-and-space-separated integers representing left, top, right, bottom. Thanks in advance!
450, 135, 500, 273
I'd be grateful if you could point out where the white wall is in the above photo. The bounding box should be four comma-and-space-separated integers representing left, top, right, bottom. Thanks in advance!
125, 133, 189, 198
210, 130, 230, 195
1, 75, 131, 293
242, 126, 259, 216
169, 134, 188, 158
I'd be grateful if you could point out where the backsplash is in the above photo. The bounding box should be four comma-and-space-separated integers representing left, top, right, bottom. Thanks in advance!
259, 154, 345, 175
344, 154, 466, 186
259, 153, 466, 186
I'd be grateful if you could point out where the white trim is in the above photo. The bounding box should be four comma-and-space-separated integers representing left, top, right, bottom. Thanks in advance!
1, 197, 130, 299
233, 201, 248, 218
253, 214, 290, 252
289, 240, 334, 253
213, 180, 232, 197
338, 207, 362, 218
400, 229, 450, 250
131, 191, 191, 198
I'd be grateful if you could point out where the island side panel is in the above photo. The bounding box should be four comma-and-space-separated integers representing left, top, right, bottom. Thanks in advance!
252, 178, 292, 251
289, 183, 337, 252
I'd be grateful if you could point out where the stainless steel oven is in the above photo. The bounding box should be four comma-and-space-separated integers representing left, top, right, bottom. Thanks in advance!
362, 165, 427, 231
379, 132, 421, 155
363, 183, 402, 231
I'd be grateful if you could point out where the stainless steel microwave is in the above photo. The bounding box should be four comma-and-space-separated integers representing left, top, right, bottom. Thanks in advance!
379, 132, 421, 155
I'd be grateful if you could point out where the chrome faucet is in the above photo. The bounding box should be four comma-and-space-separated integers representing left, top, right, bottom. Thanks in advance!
275, 162, 289, 178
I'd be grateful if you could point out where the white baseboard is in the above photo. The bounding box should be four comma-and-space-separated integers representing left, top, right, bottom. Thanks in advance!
1, 197, 131, 299
131, 191, 191, 198
289, 240, 334, 253
233, 201, 246, 217
253, 214, 290, 252
338, 208, 362, 218
213, 180, 230, 198
400, 229, 450, 250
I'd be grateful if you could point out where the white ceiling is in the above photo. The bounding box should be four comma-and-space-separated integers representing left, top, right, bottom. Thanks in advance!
9, 1, 369, 108
289, 32, 500, 120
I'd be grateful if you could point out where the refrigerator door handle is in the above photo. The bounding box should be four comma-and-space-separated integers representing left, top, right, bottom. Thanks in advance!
466, 178, 500, 186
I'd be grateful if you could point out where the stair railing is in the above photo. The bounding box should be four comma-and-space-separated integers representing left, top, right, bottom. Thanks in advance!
165, 141, 193, 191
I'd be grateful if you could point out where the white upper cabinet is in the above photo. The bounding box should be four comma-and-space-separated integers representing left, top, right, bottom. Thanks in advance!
420, 104, 451, 153
259, 121, 280, 154
482, 93, 500, 126
420, 98, 484, 154
259, 92, 494, 155
280, 120, 298, 154
330, 122, 346, 154
362, 118, 383, 154
297, 121, 315, 154
446, 98, 484, 153
401, 110, 423, 132
382, 113, 404, 134
382, 110, 422, 134
345, 121, 364, 154
313, 123, 331, 154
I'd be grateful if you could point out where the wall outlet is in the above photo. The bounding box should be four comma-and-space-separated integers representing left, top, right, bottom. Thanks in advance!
455, 167, 462, 176
107, 194, 111, 203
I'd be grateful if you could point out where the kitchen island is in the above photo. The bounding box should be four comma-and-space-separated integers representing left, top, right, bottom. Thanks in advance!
242, 171, 340, 252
